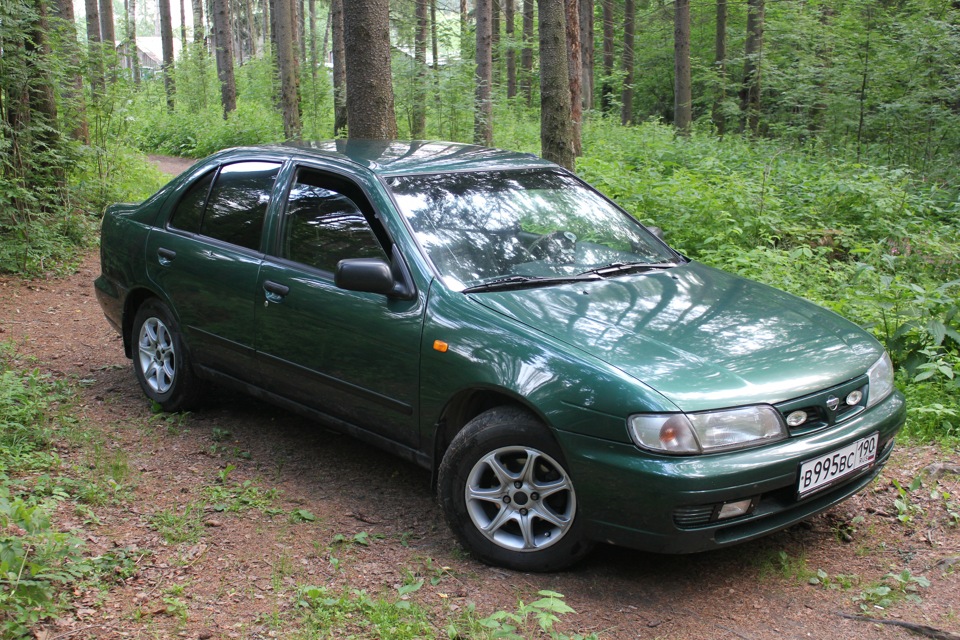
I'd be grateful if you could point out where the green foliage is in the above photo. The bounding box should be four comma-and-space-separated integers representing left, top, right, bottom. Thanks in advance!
451, 590, 598, 640
0, 348, 137, 637
295, 585, 433, 639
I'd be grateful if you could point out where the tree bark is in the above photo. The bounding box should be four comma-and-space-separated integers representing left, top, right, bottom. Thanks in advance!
431, 0, 439, 71
273, 0, 302, 138
99, 0, 115, 46
247, 0, 258, 58
192, 0, 204, 44
520, 0, 534, 106
343, 0, 397, 138
308, 0, 317, 81
331, 0, 347, 136
712, 0, 726, 136
85, 0, 105, 97
492, 0, 500, 86
128, 0, 141, 84
539, 0, 574, 169
212, 0, 237, 116
460, 0, 468, 60
413, 0, 428, 138
330, 0, 347, 138
159, 0, 176, 109
475, 0, 493, 145
621, 0, 635, 125
565, 0, 582, 156
673, 0, 692, 134
54, 0, 90, 141
579, 0, 593, 110
600, 0, 613, 114
505, 0, 516, 98
739, 0, 764, 135
179, 0, 187, 53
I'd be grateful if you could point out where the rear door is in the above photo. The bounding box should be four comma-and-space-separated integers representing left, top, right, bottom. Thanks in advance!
255, 166, 424, 447
145, 160, 282, 382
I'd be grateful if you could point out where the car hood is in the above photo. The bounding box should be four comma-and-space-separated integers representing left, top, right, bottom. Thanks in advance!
470, 262, 882, 412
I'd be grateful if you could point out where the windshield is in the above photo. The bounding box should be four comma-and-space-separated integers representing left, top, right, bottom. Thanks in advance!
387, 169, 680, 291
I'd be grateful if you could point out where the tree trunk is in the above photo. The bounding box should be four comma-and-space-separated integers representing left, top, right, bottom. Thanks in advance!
413, 0, 428, 138
331, 0, 347, 136
492, 0, 500, 86
85, 0, 105, 97
673, 0, 691, 134
431, 0, 439, 71
539, 0, 574, 169
579, 0, 593, 110
29, 0, 63, 188
460, 0, 468, 60
520, 0, 534, 106
192, 0, 204, 44
273, 0, 302, 138
712, 0, 726, 136
474, 0, 493, 145
565, 0, 582, 156
179, 0, 188, 52
212, 0, 237, 116
620, 0, 635, 125
343, 0, 397, 138
247, 0, 258, 58
505, 0, 516, 99
129, 0, 141, 84
308, 0, 317, 81
99, 0, 115, 46
600, 0, 613, 114
159, 0, 176, 110
739, 0, 763, 135
54, 0, 90, 141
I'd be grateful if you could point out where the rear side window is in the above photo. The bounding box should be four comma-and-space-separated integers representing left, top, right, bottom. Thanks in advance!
281, 169, 386, 273
200, 161, 281, 251
169, 171, 213, 233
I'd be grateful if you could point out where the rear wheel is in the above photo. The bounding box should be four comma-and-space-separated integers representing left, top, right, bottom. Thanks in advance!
132, 299, 202, 411
438, 406, 591, 571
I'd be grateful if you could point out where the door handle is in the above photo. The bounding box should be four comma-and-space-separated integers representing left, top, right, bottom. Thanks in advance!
263, 280, 290, 305
157, 247, 176, 266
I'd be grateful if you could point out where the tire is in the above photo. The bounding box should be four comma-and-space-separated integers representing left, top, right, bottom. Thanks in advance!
131, 299, 203, 412
438, 406, 592, 571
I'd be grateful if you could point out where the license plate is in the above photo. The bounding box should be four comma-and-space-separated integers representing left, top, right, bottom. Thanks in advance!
798, 433, 878, 498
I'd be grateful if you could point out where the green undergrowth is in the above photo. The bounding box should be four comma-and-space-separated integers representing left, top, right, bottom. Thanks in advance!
577, 120, 960, 448
0, 345, 136, 637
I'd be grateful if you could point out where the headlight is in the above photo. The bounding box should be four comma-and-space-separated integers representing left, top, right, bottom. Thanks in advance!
628, 406, 787, 455
866, 352, 895, 408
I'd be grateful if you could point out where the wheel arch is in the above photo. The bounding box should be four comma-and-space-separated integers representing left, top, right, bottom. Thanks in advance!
430, 388, 553, 485
121, 288, 167, 358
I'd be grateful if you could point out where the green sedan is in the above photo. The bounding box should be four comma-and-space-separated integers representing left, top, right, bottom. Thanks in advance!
95, 141, 905, 571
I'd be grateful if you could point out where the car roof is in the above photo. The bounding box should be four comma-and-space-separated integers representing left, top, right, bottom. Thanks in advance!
222, 140, 555, 177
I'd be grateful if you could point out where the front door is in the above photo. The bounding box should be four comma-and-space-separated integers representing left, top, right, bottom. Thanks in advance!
255, 166, 424, 447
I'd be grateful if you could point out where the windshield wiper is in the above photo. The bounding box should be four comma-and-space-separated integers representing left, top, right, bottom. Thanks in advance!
462, 274, 600, 293
578, 262, 678, 278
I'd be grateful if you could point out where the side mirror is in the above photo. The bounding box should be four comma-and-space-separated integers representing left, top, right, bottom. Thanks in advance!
335, 246, 416, 300
335, 258, 395, 295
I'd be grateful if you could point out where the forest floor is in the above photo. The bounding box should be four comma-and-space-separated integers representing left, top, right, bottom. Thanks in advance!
5, 155, 960, 639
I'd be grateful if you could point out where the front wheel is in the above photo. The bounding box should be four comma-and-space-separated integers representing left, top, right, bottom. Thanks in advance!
131, 299, 202, 412
438, 407, 592, 571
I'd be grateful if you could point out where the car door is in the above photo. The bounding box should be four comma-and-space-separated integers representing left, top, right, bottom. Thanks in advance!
145, 160, 282, 382
255, 166, 424, 447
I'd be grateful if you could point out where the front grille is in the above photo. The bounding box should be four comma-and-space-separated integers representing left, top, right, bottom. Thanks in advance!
673, 504, 716, 527
776, 375, 869, 435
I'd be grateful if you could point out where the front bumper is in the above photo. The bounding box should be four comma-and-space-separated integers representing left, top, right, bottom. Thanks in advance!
557, 389, 905, 554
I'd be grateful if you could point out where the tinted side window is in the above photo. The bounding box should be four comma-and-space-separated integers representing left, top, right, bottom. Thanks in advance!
169, 171, 213, 233
201, 161, 281, 251
282, 169, 386, 272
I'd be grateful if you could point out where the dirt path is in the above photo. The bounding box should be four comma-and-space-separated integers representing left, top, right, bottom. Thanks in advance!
3, 156, 958, 639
